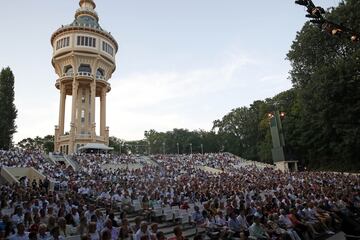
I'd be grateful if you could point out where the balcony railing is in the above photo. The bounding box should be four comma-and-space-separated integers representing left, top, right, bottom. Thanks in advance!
96, 75, 105, 81
61, 73, 74, 78
76, 72, 93, 77
76, 8, 98, 16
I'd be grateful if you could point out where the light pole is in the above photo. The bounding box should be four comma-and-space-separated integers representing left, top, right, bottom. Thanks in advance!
200, 144, 203, 154
148, 141, 151, 155
176, 143, 179, 155
189, 143, 192, 155
162, 142, 165, 155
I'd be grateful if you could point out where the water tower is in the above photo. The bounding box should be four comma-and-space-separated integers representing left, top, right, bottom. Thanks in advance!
51, 0, 118, 154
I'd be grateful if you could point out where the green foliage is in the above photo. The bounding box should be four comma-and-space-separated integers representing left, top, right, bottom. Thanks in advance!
143, 129, 220, 154
0, 67, 17, 150
286, 0, 360, 170
17, 135, 54, 153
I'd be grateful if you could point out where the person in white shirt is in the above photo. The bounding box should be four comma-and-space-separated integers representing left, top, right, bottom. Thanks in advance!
85, 205, 96, 223
215, 211, 227, 227
111, 192, 122, 202
12, 207, 24, 225
278, 209, 301, 240
9, 223, 29, 240
134, 222, 151, 240
71, 207, 80, 226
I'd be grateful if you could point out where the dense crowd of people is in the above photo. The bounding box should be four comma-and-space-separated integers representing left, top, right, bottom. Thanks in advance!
72, 154, 138, 168
0, 149, 359, 240
151, 153, 250, 172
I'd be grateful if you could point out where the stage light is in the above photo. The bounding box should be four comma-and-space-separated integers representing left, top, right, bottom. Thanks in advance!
295, 0, 309, 7
310, 7, 323, 18
331, 28, 342, 36
351, 35, 359, 42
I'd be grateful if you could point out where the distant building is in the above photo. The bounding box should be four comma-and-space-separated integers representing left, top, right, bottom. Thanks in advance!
52, 0, 118, 154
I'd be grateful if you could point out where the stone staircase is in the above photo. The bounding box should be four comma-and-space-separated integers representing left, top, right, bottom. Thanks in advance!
48, 153, 77, 170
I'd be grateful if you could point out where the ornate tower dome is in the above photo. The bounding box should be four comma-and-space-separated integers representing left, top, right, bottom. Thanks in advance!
51, 0, 118, 154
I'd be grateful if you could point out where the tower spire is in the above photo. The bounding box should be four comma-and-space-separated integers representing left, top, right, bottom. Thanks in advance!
76, 0, 99, 22
79, 0, 96, 9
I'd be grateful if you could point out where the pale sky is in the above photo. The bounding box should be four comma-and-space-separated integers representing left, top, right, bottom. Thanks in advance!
0, 0, 340, 142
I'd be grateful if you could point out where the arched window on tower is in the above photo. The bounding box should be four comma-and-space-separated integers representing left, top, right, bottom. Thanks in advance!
64, 65, 73, 76
96, 68, 105, 80
78, 64, 91, 76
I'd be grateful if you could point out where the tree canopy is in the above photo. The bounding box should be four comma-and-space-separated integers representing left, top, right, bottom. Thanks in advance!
0, 67, 17, 150
286, 0, 360, 170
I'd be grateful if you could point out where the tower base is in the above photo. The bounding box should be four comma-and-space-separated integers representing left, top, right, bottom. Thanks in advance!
54, 127, 110, 154
275, 161, 298, 172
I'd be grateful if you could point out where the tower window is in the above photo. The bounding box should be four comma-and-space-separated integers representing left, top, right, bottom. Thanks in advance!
77, 36, 96, 48
78, 64, 91, 73
96, 68, 105, 78
56, 36, 70, 50
64, 65, 73, 75
102, 41, 114, 56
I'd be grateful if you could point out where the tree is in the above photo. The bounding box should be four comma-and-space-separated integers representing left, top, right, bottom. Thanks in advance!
213, 107, 257, 158
0, 67, 17, 150
17, 135, 54, 153
109, 136, 126, 154
287, 0, 360, 170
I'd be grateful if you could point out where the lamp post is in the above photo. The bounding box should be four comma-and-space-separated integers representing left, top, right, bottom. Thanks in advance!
189, 143, 192, 155
176, 142, 179, 155
200, 144, 203, 154
148, 141, 151, 155
162, 142, 165, 155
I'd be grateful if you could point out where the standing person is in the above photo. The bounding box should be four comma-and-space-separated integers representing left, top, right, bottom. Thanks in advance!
32, 180, 38, 190
38, 180, 44, 193
43, 178, 50, 194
